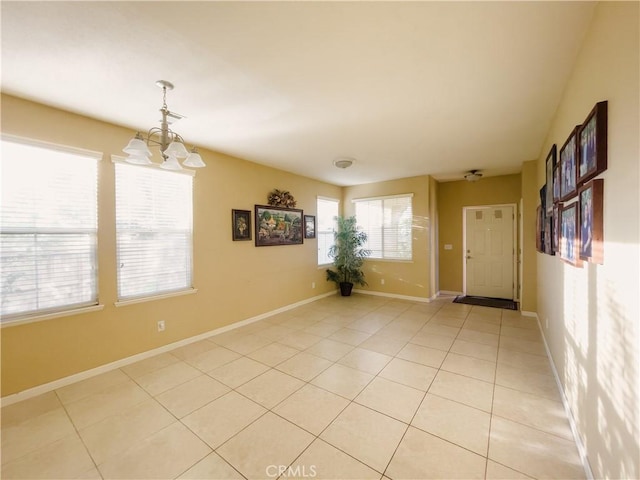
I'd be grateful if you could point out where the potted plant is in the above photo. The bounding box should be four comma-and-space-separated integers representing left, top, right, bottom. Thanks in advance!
326, 216, 371, 296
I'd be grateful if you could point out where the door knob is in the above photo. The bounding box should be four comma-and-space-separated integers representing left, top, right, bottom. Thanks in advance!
466, 255, 472, 259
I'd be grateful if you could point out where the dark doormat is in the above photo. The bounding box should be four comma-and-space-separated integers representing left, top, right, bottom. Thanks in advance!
453, 295, 518, 310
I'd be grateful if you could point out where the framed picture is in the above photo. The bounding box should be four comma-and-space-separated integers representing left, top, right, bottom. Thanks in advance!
579, 179, 604, 264
304, 215, 316, 239
545, 145, 557, 215
536, 205, 543, 253
539, 185, 547, 217
232, 209, 252, 241
255, 205, 303, 246
552, 203, 561, 254
559, 125, 580, 201
559, 203, 581, 267
577, 101, 608, 186
553, 163, 561, 203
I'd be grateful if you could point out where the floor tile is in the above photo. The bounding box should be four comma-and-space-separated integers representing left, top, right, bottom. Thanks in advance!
499, 336, 547, 356
462, 320, 501, 335
428, 370, 494, 412
485, 459, 533, 479
78, 398, 175, 465
178, 452, 244, 479
56, 369, 130, 405
289, 438, 381, 479
236, 369, 304, 409
412, 393, 490, 455
441, 352, 496, 383
171, 340, 220, 361
379, 358, 438, 391
0, 434, 95, 479
120, 352, 180, 379
397, 343, 446, 368
182, 391, 266, 449
217, 412, 314, 480
273, 384, 349, 435
328, 328, 372, 346
497, 348, 552, 376
278, 331, 324, 350
98, 422, 211, 479
500, 325, 543, 342
489, 416, 585, 479
420, 323, 461, 338
355, 377, 424, 423
492, 385, 573, 440
135, 361, 202, 396
409, 331, 455, 351
338, 347, 392, 375
208, 357, 270, 388
276, 352, 333, 381
456, 329, 500, 347
1, 392, 61, 428
258, 324, 297, 341
495, 363, 560, 401
305, 338, 354, 361
386, 426, 486, 479
155, 374, 230, 418
320, 403, 406, 473
183, 346, 242, 371
222, 333, 273, 355
311, 363, 374, 400
449, 339, 498, 362
303, 321, 343, 337
358, 333, 408, 356
347, 314, 394, 334
247, 342, 300, 366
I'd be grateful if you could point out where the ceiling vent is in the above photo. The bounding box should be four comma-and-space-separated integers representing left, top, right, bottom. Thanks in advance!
333, 157, 355, 169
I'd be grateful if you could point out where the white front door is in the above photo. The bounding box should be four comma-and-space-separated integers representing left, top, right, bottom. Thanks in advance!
465, 205, 515, 299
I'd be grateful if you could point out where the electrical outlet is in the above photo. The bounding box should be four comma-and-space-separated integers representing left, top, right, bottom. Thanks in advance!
157, 320, 166, 332
381, 279, 385, 285
311, 282, 316, 289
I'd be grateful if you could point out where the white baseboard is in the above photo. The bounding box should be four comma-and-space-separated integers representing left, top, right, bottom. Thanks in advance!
535, 316, 594, 480
437, 290, 463, 296
1, 291, 336, 407
521, 310, 538, 318
352, 289, 432, 303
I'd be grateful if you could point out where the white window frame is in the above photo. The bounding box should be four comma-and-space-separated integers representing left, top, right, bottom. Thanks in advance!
113, 156, 196, 305
316, 196, 340, 266
353, 193, 414, 261
1, 135, 102, 326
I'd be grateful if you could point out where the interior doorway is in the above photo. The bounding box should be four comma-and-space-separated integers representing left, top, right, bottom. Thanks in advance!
463, 204, 516, 299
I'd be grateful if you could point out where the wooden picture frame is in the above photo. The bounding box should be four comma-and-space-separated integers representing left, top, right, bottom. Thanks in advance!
255, 205, 303, 246
232, 209, 252, 241
559, 203, 581, 267
545, 144, 557, 215
553, 163, 561, 203
579, 179, 604, 264
552, 203, 561, 254
559, 125, 580, 201
536, 205, 543, 253
577, 101, 608, 186
304, 215, 316, 239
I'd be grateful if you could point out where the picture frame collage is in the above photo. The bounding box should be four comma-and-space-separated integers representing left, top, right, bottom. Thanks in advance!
231, 203, 316, 247
537, 100, 607, 266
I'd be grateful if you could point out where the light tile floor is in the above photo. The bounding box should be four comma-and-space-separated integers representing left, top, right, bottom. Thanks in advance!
1, 295, 586, 479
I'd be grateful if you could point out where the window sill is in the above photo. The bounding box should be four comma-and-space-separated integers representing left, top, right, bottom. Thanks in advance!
115, 288, 198, 307
1, 304, 105, 328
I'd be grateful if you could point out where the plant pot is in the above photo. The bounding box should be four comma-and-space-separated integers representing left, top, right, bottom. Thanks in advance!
339, 282, 354, 297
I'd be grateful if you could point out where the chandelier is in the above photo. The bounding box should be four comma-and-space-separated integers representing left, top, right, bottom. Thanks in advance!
122, 80, 205, 170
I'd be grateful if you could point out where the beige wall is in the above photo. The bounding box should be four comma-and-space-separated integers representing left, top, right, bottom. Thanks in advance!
520, 160, 538, 312
343, 176, 433, 300
535, 3, 639, 478
437, 174, 522, 293
1, 94, 342, 396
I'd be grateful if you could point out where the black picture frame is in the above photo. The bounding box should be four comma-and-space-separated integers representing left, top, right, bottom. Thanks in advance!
255, 205, 303, 246
232, 209, 252, 241
304, 215, 316, 239
545, 144, 557, 215
559, 125, 580, 202
579, 179, 604, 264
577, 101, 608, 186
559, 202, 581, 267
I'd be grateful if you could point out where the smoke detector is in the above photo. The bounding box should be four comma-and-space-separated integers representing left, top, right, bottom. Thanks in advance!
464, 170, 483, 182
333, 157, 355, 169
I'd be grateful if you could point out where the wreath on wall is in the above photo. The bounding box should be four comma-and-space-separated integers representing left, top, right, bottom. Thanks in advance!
267, 189, 297, 208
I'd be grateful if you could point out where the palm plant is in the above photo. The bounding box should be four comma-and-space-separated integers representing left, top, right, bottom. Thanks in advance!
326, 216, 371, 296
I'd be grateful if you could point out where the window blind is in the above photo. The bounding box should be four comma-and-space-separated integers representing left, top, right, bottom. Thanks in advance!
354, 194, 413, 260
115, 162, 193, 300
317, 197, 339, 265
0, 139, 99, 320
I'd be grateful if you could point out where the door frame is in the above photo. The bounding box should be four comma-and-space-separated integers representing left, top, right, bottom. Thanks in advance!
462, 203, 518, 299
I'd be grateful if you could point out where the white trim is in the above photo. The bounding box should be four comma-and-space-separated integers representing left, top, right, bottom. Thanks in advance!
317, 195, 340, 203
352, 192, 414, 203
352, 289, 431, 303
437, 290, 463, 296
115, 288, 198, 307
520, 310, 538, 318
0, 291, 336, 406
1, 304, 105, 328
111, 154, 196, 177
1, 133, 103, 159
535, 316, 594, 480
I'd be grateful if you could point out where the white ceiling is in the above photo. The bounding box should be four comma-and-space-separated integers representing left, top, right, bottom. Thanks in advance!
1, 1, 595, 186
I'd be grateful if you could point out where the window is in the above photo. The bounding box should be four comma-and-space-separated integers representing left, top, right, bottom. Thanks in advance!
317, 197, 339, 265
115, 161, 194, 301
354, 194, 413, 260
1, 138, 99, 321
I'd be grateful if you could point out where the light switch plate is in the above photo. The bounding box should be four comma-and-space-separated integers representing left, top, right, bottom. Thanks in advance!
444, 244, 453, 250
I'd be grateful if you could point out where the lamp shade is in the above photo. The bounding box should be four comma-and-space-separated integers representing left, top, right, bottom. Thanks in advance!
125, 154, 153, 165
160, 155, 184, 171
183, 149, 206, 168
163, 141, 189, 159
123, 137, 152, 157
